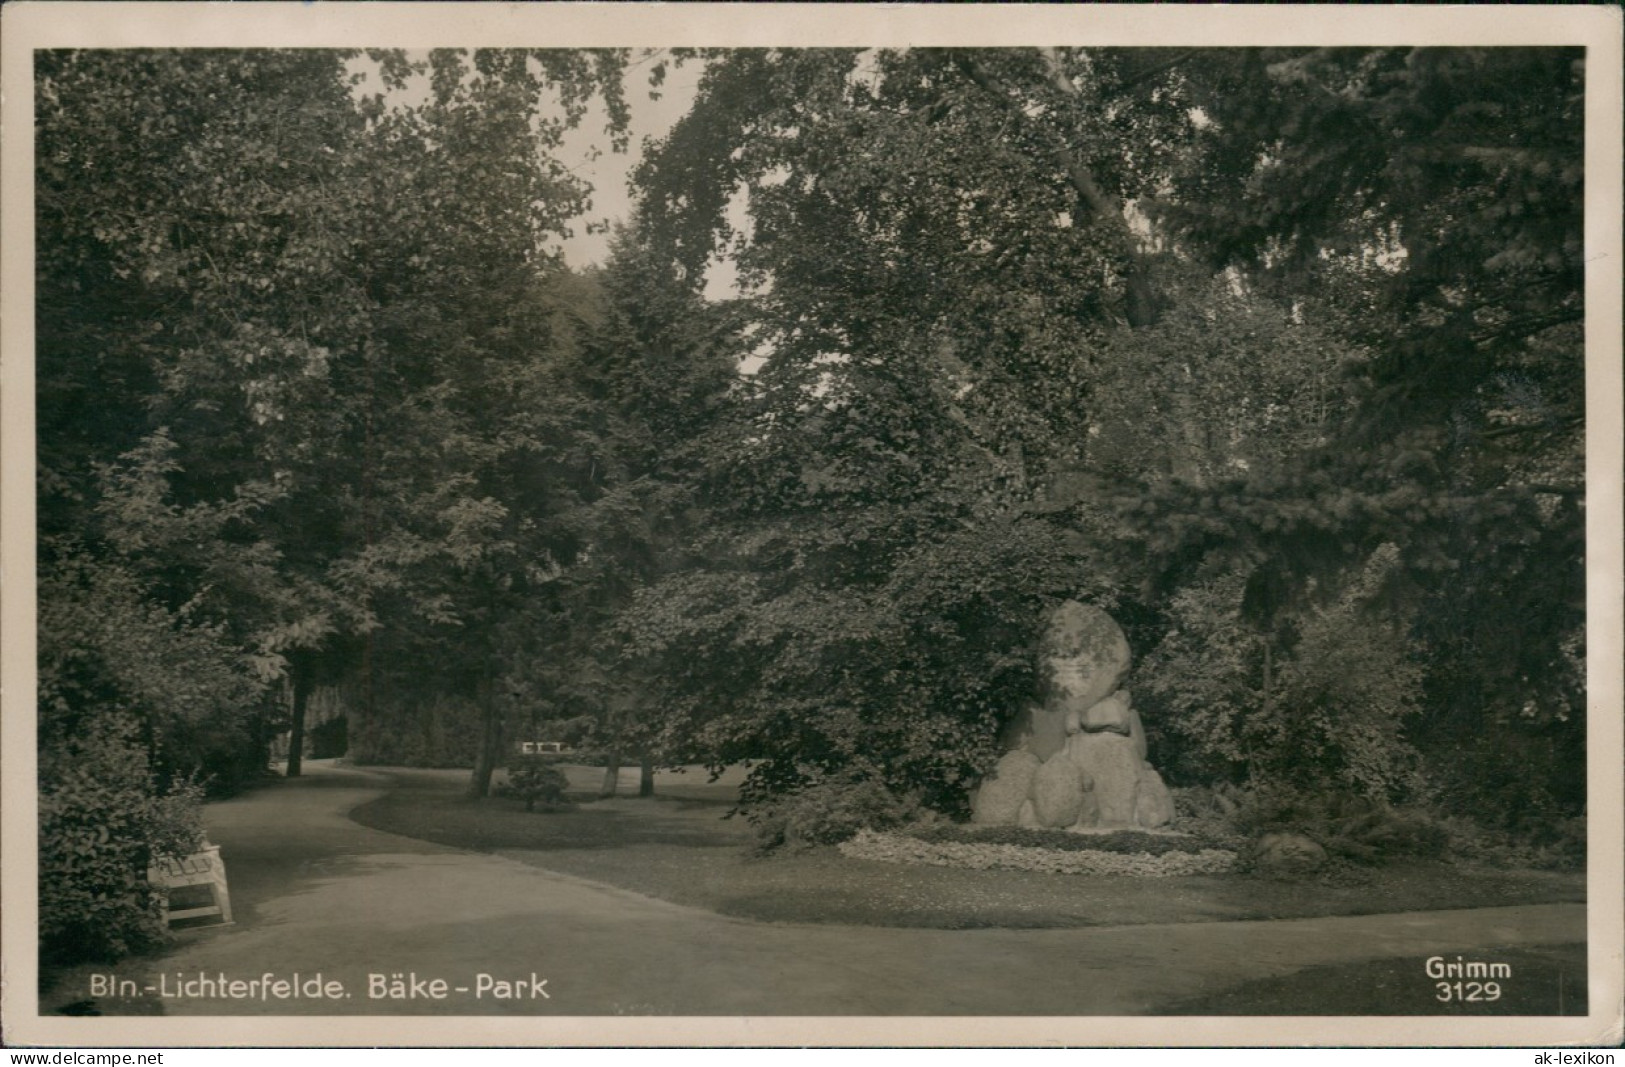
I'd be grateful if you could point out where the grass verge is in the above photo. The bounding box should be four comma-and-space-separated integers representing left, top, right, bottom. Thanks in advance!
346, 766, 1585, 931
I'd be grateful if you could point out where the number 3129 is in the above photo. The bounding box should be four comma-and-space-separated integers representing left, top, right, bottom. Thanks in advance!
1436, 981, 1502, 1002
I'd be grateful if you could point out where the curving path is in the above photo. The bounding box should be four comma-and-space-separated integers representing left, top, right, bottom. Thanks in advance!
122, 761, 1585, 1017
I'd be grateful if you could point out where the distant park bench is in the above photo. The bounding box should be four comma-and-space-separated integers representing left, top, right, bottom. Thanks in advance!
517, 740, 573, 755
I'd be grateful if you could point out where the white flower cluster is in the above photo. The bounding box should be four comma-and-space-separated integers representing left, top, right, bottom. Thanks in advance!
838, 829, 1238, 877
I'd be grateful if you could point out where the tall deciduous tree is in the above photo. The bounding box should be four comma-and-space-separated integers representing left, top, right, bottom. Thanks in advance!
37, 48, 631, 795
623, 48, 1202, 811
1141, 47, 1586, 824
623, 45, 1586, 826
38, 49, 374, 785
535, 229, 744, 796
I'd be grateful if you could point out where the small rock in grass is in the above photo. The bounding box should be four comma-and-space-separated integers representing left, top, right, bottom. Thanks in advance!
1252, 832, 1328, 874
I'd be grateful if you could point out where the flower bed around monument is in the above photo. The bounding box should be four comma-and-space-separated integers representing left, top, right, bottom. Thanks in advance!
906, 824, 1242, 855
838, 828, 1239, 877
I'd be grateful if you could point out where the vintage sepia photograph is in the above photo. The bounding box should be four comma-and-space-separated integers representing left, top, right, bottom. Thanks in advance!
2, 2, 1620, 1049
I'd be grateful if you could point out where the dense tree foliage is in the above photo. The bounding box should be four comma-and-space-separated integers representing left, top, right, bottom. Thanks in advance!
35, 47, 632, 962
623, 49, 1161, 812
562, 231, 744, 793
1136, 47, 1587, 827
623, 46, 1587, 829
36, 45, 1590, 966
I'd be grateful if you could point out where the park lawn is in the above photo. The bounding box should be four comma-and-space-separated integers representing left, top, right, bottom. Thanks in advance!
345, 765, 1586, 931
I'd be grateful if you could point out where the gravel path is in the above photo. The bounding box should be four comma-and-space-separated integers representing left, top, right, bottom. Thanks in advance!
112, 761, 1586, 1018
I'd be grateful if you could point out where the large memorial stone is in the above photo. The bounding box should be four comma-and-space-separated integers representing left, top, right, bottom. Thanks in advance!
969, 600, 1174, 832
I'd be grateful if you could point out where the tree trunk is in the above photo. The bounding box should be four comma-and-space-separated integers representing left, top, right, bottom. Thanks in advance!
467, 670, 501, 800
638, 753, 655, 798
286, 664, 312, 778
1169, 393, 1210, 487
960, 48, 1165, 328
467, 705, 501, 799
1261, 637, 1274, 716
1035, 48, 1165, 328
599, 750, 622, 799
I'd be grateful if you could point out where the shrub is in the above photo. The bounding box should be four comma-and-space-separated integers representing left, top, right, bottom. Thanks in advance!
1168, 785, 1250, 845
1231, 785, 1449, 865
749, 773, 934, 851
1140, 548, 1425, 803
308, 714, 348, 759
1416, 725, 1586, 849
37, 551, 269, 797
1438, 814, 1585, 871
39, 710, 204, 965
497, 756, 569, 812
